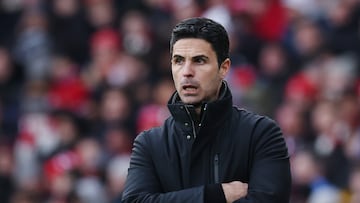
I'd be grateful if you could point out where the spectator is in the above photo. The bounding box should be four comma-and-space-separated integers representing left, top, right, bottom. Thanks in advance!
0, 46, 23, 139
0, 141, 15, 203
276, 101, 308, 156
291, 149, 341, 203
106, 155, 131, 203
83, 28, 148, 90
84, 0, 117, 31
136, 77, 174, 133
46, 0, 91, 65
47, 55, 89, 114
43, 150, 79, 203
13, 9, 52, 81
102, 124, 133, 158
349, 165, 360, 203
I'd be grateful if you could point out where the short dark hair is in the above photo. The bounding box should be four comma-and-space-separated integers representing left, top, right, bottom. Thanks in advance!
170, 17, 230, 66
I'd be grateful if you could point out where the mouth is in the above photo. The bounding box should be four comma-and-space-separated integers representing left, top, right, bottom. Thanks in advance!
183, 85, 197, 90
182, 84, 198, 94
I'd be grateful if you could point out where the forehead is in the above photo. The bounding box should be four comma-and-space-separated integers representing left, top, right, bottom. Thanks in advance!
172, 38, 215, 57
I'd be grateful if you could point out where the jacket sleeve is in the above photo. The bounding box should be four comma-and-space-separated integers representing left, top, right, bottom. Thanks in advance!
236, 117, 291, 203
122, 131, 213, 203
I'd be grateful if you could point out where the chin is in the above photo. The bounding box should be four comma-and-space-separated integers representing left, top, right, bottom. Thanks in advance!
182, 100, 200, 105
180, 96, 201, 105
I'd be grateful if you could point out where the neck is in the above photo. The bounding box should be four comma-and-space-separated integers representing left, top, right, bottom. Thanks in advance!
193, 103, 202, 115
194, 81, 226, 115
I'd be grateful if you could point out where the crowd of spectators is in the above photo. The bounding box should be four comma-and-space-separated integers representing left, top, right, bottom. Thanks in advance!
0, 0, 360, 202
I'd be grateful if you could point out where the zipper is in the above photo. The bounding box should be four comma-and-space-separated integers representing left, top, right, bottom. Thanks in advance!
184, 105, 197, 139
214, 154, 219, 183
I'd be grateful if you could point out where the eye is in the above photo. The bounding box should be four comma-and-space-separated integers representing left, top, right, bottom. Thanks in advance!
193, 56, 206, 64
172, 56, 184, 65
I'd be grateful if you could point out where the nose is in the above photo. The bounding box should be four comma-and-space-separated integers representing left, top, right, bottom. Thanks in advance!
182, 62, 194, 77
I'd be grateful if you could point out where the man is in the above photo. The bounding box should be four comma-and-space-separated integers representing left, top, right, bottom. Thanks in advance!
122, 17, 291, 203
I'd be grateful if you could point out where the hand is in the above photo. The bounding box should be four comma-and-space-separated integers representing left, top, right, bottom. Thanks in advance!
222, 181, 248, 203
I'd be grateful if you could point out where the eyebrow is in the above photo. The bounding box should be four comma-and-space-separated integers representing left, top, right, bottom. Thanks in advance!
172, 55, 184, 60
192, 55, 209, 61
172, 54, 209, 60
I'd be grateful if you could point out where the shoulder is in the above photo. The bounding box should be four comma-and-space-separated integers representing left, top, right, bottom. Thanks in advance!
234, 108, 288, 158
233, 107, 278, 129
135, 126, 163, 144
131, 127, 163, 157
232, 108, 284, 148
134, 117, 174, 145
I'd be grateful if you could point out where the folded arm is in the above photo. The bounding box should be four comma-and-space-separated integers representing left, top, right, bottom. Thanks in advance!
122, 132, 226, 203
235, 117, 291, 203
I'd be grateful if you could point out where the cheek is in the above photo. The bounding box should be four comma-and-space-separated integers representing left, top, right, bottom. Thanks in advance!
203, 71, 221, 84
172, 74, 181, 90
201, 74, 221, 91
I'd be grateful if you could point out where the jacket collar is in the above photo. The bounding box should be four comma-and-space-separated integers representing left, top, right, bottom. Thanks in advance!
167, 81, 233, 130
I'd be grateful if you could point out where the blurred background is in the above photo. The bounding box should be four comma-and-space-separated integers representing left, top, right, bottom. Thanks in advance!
0, 0, 359, 202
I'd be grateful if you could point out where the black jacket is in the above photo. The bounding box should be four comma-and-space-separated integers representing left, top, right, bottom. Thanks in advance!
122, 82, 291, 202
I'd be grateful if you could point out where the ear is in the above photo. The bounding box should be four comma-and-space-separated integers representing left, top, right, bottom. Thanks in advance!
219, 58, 231, 79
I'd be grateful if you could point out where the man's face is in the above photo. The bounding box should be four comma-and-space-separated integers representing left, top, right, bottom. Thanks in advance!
171, 38, 230, 105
